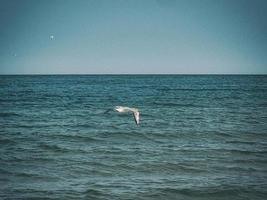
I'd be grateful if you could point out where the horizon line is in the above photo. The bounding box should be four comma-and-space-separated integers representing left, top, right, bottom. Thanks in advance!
0, 73, 267, 76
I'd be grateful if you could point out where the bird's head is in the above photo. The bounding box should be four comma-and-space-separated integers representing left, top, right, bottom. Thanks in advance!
114, 106, 123, 112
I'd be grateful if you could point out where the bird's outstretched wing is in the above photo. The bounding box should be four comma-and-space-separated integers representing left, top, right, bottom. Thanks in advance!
133, 111, 140, 125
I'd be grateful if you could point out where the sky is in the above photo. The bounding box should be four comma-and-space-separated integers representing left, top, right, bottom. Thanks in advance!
0, 0, 266, 74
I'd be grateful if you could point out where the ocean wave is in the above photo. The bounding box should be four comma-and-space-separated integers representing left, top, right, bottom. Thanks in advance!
153, 102, 196, 107
225, 140, 257, 145
83, 189, 109, 200
227, 149, 267, 155
39, 143, 74, 153
50, 134, 102, 143
0, 168, 13, 175
156, 88, 267, 92
137, 162, 207, 174
144, 186, 249, 199
0, 138, 17, 145
98, 131, 154, 142
0, 112, 20, 117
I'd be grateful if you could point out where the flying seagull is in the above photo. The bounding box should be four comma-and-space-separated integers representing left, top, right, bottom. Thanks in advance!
50, 35, 55, 40
114, 106, 140, 125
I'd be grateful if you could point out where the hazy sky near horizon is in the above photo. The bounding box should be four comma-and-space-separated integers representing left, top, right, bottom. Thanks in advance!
0, 0, 266, 74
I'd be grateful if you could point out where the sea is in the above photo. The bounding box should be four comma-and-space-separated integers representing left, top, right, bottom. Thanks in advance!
0, 75, 267, 200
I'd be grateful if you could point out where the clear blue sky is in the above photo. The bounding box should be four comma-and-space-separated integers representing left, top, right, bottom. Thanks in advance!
0, 0, 266, 74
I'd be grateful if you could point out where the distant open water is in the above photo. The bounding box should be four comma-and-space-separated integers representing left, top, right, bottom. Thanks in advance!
0, 75, 267, 200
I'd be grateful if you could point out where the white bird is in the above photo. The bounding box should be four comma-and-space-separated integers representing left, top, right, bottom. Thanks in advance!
50, 35, 55, 40
114, 106, 140, 125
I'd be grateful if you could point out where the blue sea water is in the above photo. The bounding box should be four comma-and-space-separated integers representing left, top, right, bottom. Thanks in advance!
0, 75, 267, 200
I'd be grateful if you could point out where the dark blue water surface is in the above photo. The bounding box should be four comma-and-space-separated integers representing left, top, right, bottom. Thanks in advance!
0, 75, 267, 199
